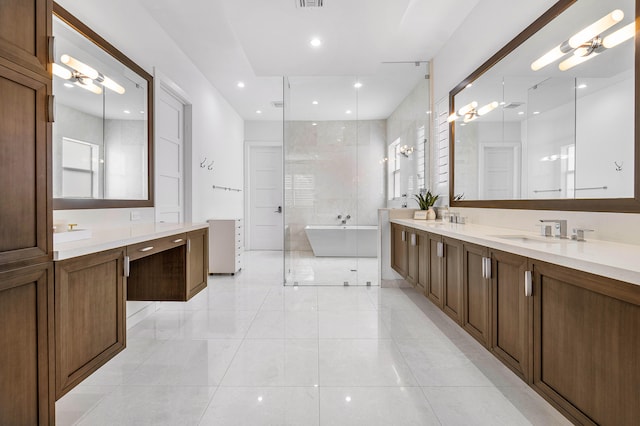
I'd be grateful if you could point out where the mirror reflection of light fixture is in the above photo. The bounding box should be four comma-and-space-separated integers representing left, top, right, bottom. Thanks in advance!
449, 101, 498, 123
531, 9, 631, 72
399, 145, 414, 157
55, 54, 126, 94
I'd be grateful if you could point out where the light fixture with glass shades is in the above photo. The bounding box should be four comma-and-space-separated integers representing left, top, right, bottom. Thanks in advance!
399, 145, 414, 157
448, 101, 499, 123
52, 54, 126, 95
531, 9, 635, 71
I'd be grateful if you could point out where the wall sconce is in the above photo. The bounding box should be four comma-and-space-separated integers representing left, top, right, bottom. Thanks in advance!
399, 145, 414, 157
448, 101, 499, 123
52, 54, 126, 94
531, 10, 634, 72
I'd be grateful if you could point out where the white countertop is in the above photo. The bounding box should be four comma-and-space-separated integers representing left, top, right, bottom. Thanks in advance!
391, 218, 640, 286
53, 222, 209, 261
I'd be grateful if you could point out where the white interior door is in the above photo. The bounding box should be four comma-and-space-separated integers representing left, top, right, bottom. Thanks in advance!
249, 145, 283, 250
480, 144, 520, 199
155, 85, 184, 223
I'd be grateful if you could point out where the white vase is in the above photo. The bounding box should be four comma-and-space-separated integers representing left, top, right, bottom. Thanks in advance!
426, 207, 436, 220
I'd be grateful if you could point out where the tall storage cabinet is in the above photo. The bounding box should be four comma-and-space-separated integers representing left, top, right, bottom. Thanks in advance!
0, 0, 54, 424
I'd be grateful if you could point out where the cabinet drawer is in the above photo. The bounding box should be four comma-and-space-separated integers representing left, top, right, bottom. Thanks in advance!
127, 233, 186, 261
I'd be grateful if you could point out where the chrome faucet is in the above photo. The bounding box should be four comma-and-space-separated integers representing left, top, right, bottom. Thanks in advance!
539, 219, 568, 239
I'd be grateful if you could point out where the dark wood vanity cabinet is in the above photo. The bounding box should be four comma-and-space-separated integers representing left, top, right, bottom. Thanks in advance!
0, 264, 54, 425
426, 233, 444, 307
391, 223, 408, 277
54, 248, 126, 399
186, 228, 208, 299
462, 242, 490, 347
490, 249, 530, 381
531, 260, 640, 426
442, 237, 463, 324
0, 0, 54, 424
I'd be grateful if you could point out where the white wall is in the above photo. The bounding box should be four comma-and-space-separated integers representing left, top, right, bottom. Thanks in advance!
431, 0, 640, 245
55, 0, 244, 225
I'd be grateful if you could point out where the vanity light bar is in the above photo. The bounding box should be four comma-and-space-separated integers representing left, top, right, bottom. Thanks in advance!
531, 9, 624, 71
448, 101, 477, 122
477, 101, 499, 116
74, 79, 103, 95
559, 50, 601, 71
52, 63, 72, 79
603, 22, 636, 48
60, 54, 125, 94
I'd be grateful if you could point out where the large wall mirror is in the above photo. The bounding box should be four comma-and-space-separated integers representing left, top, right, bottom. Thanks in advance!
450, 0, 640, 212
52, 3, 153, 209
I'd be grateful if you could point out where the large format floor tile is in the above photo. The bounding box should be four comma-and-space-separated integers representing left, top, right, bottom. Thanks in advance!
56, 251, 570, 425
199, 387, 319, 426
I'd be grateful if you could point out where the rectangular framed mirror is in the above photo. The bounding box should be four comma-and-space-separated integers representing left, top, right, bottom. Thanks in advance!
449, 0, 640, 212
52, 3, 154, 209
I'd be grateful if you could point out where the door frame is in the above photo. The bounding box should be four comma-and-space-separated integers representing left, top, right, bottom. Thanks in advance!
244, 141, 283, 250
153, 68, 193, 222
478, 142, 521, 199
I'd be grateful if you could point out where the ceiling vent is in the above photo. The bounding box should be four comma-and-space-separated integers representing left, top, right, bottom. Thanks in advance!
271, 101, 284, 108
503, 102, 524, 109
297, 0, 323, 8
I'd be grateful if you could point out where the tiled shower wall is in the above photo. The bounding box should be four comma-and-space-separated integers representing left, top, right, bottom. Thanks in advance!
285, 119, 387, 251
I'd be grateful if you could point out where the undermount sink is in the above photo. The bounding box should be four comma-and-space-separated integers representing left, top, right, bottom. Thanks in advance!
489, 234, 562, 244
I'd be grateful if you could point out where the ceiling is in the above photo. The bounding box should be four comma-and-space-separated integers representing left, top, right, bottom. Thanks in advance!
137, 0, 480, 121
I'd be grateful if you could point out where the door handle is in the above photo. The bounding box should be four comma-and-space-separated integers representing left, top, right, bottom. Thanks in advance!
484, 258, 491, 279
437, 242, 444, 258
525, 270, 533, 297
410, 233, 416, 246
274, 206, 282, 213
482, 257, 486, 278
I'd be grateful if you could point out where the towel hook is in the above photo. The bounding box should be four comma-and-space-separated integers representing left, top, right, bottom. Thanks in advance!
614, 161, 623, 171
200, 157, 207, 168
208, 160, 214, 171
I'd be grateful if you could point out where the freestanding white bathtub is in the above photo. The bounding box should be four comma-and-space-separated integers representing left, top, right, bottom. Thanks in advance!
304, 225, 378, 257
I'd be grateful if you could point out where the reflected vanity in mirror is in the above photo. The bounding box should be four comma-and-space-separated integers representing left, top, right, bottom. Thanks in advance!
450, 0, 639, 212
52, 3, 153, 209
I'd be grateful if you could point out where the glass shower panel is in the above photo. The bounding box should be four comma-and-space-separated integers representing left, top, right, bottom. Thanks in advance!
284, 76, 360, 285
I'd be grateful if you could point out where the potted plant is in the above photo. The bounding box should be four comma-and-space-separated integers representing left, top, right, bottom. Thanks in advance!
414, 190, 439, 220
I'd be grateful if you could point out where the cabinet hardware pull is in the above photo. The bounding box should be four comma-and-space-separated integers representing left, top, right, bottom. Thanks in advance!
401, 231, 406, 241
124, 256, 130, 277
47, 95, 55, 123
485, 258, 491, 279
525, 270, 533, 297
139, 246, 154, 252
172, 238, 183, 243
482, 257, 486, 278
410, 233, 416, 246
187, 239, 191, 253
437, 242, 444, 258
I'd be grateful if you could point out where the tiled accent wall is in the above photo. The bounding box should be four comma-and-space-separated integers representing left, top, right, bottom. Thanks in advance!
285, 119, 387, 251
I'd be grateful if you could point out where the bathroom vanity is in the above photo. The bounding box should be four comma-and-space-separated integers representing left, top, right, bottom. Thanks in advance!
53, 223, 208, 398
390, 219, 640, 426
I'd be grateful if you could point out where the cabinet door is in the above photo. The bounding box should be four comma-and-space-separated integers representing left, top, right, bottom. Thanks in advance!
532, 261, 640, 426
416, 231, 428, 294
55, 249, 125, 399
0, 263, 53, 425
0, 0, 50, 77
462, 243, 490, 347
391, 224, 408, 277
490, 249, 530, 381
0, 64, 50, 268
442, 237, 463, 324
406, 230, 419, 285
426, 233, 443, 308
186, 228, 208, 300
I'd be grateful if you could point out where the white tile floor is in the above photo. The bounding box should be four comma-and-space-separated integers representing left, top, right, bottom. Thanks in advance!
56, 251, 571, 425
286, 250, 378, 286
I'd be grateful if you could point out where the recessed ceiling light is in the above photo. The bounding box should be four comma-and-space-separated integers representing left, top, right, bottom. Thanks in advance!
460, 123, 466, 126
466, 83, 473, 88
518, 111, 525, 115
533, 111, 540, 115
345, 396, 352, 402
139, 110, 145, 114
64, 83, 74, 88
237, 81, 245, 88
577, 83, 587, 89
123, 110, 130, 114
312, 122, 317, 126
499, 101, 506, 106
354, 82, 362, 89
310, 37, 322, 47
257, 396, 263, 402
312, 100, 318, 105
256, 110, 262, 114
346, 110, 352, 114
